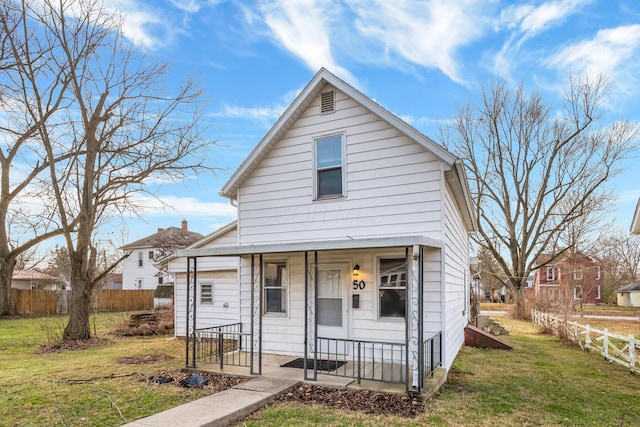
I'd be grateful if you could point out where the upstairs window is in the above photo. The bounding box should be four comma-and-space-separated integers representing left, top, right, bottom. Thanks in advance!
573, 269, 583, 280
546, 266, 554, 281
315, 135, 343, 199
596, 266, 601, 280
148, 251, 154, 260
138, 252, 143, 267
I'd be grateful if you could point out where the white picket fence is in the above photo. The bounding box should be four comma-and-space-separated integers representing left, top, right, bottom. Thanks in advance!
532, 310, 638, 374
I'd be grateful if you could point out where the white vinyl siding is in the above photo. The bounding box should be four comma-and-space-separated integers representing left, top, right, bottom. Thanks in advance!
442, 181, 470, 370
237, 87, 442, 245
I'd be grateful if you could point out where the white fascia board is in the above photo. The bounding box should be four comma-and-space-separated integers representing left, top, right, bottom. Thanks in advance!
177, 235, 441, 258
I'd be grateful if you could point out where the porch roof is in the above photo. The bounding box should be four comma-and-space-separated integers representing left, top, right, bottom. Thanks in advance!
176, 235, 441, 258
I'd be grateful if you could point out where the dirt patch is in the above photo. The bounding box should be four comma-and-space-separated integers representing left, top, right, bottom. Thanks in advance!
36, 337, 112, 354
276, 384, 424, 417
117, 354, 174, 364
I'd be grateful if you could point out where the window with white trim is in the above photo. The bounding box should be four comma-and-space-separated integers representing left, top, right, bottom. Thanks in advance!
573, 269, 583, 280
148, 251, 154, 260
573, 286, 583, 300
135, 277, 143, 289
138, 251, 143, 267
596, 266, 601, 280
315, 135, 343, 199
546, 266, 554, 281
379, 258, 406, 318
596, 285, 601, 299
200, 282, 213, 304
264, 261, 288, 314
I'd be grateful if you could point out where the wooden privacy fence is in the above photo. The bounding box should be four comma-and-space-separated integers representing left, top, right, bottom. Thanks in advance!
532, 309, 639, 374
10, 289, 155, 315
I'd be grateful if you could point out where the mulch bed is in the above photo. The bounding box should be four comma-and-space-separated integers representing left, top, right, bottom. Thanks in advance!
276, 383, 424, 417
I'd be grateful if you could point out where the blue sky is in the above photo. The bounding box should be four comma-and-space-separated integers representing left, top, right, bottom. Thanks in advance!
107, 0, 640, 246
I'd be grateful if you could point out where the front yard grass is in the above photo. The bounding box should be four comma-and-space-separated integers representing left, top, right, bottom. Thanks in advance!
0, 312, 211, 426
244, 317, 640, 426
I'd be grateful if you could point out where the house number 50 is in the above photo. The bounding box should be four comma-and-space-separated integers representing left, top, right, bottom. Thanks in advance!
353, 280, 366, 290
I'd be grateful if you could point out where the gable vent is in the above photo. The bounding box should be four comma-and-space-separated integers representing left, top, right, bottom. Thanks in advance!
321, 91, 335, 113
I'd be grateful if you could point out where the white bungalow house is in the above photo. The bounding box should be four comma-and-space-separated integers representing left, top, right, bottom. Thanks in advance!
169, 68, 476, 394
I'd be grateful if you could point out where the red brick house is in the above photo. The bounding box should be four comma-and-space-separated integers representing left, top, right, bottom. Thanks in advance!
533, 251, 603, 305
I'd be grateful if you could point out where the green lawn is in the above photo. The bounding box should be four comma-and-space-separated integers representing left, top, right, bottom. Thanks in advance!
244, 319, 640, 426
0, 312, 211, 427
3, 313, 640, 426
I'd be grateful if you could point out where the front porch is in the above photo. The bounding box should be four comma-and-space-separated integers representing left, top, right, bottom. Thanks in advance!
188, 323, 444, 396
181, 237, 447, 396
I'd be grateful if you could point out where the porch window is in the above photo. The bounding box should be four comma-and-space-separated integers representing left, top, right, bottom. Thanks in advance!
315, 134, 343, 199
264, 261, 287, 314
379, 258, 406, 318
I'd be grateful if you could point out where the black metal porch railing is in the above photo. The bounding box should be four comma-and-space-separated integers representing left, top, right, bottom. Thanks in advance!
313, 337, 407, 384
423, 332, 442, 378
195, 323, 251, 369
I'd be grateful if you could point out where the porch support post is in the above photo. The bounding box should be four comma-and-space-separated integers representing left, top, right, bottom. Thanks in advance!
313, 250, 319, 381
304, 251, 309, 380
404, 247, 410, 393
409, 245, 421, 390
185, 256, 197, 368
258, 254, 263, 375
250, 254, 255, 375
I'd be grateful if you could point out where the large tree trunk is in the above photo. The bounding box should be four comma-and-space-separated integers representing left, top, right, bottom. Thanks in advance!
0, 257, 16, 315
63, 255, 94, 340
63, 283, 92, 340
512, 286, 528, 320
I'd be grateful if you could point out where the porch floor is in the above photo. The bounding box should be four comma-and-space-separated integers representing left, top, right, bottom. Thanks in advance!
193, 352, 411, 395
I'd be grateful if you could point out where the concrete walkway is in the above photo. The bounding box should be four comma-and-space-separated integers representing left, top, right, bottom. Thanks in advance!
122, 376, 299, 427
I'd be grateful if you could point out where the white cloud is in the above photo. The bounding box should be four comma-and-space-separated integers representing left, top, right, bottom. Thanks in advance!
493, 0, 590, 79
499, 0, 589, 37
545, 24, 640, 80
348, 0, 493, 85
257, 0, 356, 83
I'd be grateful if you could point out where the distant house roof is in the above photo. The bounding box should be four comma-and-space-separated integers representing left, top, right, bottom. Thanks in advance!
631, 198, 640, 235
122, 220, 204, 250
13, 269, 58, 281
616, 283, 640, 293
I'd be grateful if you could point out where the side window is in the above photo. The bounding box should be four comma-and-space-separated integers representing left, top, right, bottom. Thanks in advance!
264, 261, 287, 314
148, 251, 154, 260
546, 266, 554, 281
135, 277, 143, 289
138, 251, 143, 267
379, 258, 406, 318
315, 135, 343, 199
200, 282, 213, 304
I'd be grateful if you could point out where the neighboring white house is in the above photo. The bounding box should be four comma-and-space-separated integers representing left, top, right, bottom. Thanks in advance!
169, 68, 476, 394
122, 220, 203, 290
11, 269, 62, 290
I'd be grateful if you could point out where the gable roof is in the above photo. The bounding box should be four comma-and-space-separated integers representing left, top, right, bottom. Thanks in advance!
616, 283, 640, 293
219, 68, 475, 230
631, 198, 640, 235
13, 269, 58, 281
122, 226, 204, 250
157, 220, 237, 266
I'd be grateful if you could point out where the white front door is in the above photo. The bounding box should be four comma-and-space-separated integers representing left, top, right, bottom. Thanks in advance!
317, 263, 349, 343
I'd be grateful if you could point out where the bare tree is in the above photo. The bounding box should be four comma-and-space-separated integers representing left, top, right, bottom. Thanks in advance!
0, 0, 84, 314
12, 0, 216, 339
595, 231, 640, 301
443, 76, 639, 319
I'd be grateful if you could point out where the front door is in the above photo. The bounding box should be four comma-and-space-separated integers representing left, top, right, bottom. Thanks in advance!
317, 263, 349, 355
